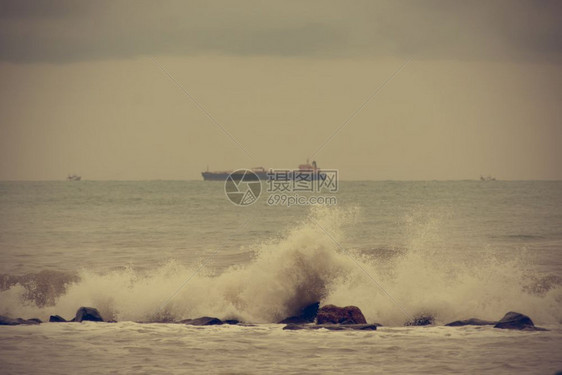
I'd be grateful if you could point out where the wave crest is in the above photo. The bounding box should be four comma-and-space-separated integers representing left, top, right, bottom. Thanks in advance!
1, 207, 561, 325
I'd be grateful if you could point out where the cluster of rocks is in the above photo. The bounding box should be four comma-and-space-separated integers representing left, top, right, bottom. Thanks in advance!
0, 306, 104, 325
0, 305, 547, 332
280, 303, 380, 331
446, 311, 547, 331
278, 304, 547, 331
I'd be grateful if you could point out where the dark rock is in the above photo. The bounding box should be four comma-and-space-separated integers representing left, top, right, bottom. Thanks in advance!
405, 314, 434, 326
446, 318, 497, 327
49, 315, 67, 323
278, 316, 307, 324
278, 302, 320, 324
316, 304, 367, 325
0, 316, 21, 325
74, 307, 104, 322
223, 319, 240, 325
494, 311, 547, 331
284, 323, 378, 331
16, 318, 40, 325
180, 316, 223, 326
0, 316, 41, 325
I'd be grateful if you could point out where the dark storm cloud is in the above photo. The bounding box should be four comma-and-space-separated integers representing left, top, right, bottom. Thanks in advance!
0, 0, 560, 63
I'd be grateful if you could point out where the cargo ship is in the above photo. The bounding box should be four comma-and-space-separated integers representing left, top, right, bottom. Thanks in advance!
201, 167, 267, 181
201, 160, 324, 181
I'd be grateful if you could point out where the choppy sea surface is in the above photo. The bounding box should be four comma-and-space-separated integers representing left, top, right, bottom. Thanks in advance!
1, 180, 561, 374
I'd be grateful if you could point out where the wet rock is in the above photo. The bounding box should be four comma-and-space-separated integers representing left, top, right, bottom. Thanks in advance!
74, 307, 104, 322
278, 302, 320, 324
284, 323, 377, 331
0, 316, 24, 325
49, 315, 67, 323
446, 318, 497, 327
405, 314, 434, 326
316, 305, 367, 325
180, 317, 223, 326
0, 316, 41, 325
223, 319, 240, 325
494, 311, 547, 331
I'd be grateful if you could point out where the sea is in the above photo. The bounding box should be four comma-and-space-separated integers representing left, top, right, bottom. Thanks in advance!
0, 180, 561, 374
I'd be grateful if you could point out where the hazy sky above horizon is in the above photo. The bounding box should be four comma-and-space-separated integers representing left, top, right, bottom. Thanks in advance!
1, 0, 561, 180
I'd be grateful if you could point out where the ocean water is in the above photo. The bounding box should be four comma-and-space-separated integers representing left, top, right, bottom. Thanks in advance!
1, 180, 561, 374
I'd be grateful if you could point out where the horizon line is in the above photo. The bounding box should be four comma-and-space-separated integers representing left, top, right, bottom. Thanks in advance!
1, 178, 561, 183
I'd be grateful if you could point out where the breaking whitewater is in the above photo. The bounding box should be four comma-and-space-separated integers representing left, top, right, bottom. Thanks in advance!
1, 208, 561, 326
1, 207, 562, 374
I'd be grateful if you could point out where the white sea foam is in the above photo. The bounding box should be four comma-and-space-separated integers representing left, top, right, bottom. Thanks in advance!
1, 207, 561, 326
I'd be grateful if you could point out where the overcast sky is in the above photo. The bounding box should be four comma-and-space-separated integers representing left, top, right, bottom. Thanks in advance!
1, 0, 561, 180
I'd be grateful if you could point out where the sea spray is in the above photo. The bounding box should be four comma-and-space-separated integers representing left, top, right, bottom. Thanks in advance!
1, 207, 561, 325
326, 209, 562, 325
0, 207, 357, 322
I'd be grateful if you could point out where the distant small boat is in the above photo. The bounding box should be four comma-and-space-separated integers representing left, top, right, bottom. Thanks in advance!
67, 174, 81, 181
480, 175, 496, 181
